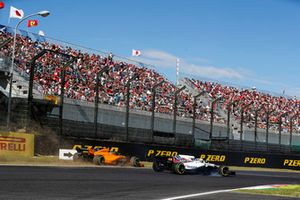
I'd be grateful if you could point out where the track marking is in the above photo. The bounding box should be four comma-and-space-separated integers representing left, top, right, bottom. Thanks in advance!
160, 188, 240, 200
160, 184, 292, 200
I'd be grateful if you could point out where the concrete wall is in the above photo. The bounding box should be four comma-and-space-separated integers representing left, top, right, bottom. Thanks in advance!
50, 98, 300, 146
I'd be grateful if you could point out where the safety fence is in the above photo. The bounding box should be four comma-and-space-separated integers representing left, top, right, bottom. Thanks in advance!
0, 95, 296, 154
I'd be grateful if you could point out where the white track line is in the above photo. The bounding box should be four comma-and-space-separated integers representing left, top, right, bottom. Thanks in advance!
160, 188, 240, 200
160, 184, 289, 200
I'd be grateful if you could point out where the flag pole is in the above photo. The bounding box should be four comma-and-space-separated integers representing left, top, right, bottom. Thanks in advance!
176, 58, 180, 86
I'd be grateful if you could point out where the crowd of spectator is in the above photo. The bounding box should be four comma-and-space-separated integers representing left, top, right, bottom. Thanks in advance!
0, 30, 299, 133
0, 31, 196, 118
185, 78, 300, 132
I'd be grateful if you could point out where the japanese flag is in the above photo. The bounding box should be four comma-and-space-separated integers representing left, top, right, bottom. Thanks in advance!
10, 6, 24, 19
132, 49, 141, 57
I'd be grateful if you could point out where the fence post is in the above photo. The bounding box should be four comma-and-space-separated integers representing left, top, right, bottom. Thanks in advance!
173, 86, 186, 143
227, 106, 231, 141
209, 96, 222, 140
278, 112, 289, 150
125, 74, 138, 141
289, 113, 298, 152
239, 103, 252, 150
150, 80, 164, 142
192, 91, 205, 145
94, 66, 109, 138
59, 65, 65, 136
28, 50, 47, 128
265, 107, 275, 151
59, 57, 77, 136
254, 105, 265, 150
226, 102, 235, 149
266, 111, 269, 150
2, 38, 13, 128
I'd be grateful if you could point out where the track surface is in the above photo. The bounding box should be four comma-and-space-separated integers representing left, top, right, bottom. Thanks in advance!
0, 166, 299, 199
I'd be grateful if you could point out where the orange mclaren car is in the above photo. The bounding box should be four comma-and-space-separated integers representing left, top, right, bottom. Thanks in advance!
73, 147, 143, 167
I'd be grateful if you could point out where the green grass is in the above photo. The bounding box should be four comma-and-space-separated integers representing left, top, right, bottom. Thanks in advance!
230, 166, 300, 173
237, 185, 300, 198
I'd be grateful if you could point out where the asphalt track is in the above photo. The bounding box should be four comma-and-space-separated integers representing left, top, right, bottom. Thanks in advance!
0, 166, 299, 200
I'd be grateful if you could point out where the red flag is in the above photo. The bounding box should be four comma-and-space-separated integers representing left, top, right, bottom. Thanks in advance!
27, 20, 38, 28
0, 2, 4, 9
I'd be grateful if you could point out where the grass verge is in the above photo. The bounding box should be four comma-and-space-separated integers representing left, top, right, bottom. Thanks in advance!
237, 185, 300, 198
230, 166, 300, 173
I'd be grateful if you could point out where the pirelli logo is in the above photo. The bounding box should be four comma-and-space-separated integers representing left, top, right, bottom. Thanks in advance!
0, 132, 34, 157
0, 136, 26, 151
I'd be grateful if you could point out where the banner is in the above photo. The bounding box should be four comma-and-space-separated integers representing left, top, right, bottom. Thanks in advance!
0, 132, 34, 157
69, 139, 300, 170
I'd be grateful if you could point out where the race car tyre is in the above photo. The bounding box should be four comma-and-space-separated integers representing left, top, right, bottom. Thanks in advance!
173, 162, 186, 175
130, 156, 140, 167
219, 166, 230, 177
93, 155, 105, 165
152, 160, 164, 172
92, 156, 98, 165
117, 157, 128, 166
73, 153, 81, 162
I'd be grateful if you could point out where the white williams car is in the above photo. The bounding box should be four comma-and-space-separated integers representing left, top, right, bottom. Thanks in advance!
152, 155, 236, 176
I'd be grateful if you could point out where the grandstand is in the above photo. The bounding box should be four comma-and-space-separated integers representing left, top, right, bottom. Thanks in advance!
0, 24, 299, 154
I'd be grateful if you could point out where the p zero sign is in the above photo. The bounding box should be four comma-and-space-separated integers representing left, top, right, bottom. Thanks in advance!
0, 132, 34, 157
